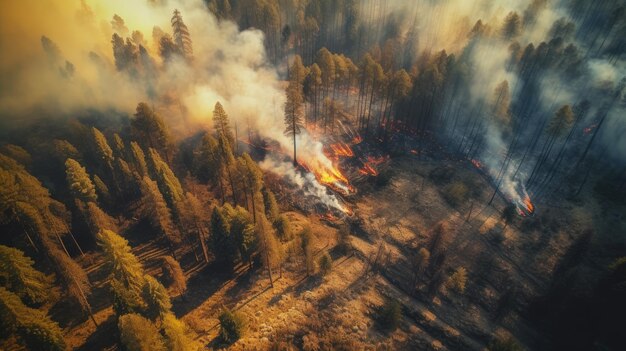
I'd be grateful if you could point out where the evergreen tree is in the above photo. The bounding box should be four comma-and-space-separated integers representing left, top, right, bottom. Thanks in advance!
162, 312, 200, 351
284, 81, 305, 166
0, 287, 66, 351
218, 308, 245, 344
131, 102, 170, 158
129, 141, 148, 176
161, 256, 187, 295
213, 102, 234, 147
171, 9, 193, 61
93, 174, 112, 205
318, 252, 332, 276
118, 313, 166, 351
91, 127, 114, 170
65, 158, 97, 203
447, 267, 468, 293
97, 229, 145, 292
0, 245, 53, 305
209, 206, 237, 266
141, 275, 172, 319
261, 186, 280, 222
229, 206, 256, 266
139, 176, 181, 247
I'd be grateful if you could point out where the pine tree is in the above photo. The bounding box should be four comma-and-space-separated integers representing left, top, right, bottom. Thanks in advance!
141, 275, 172, 320
97, 229, 145, 292
139, 176, 181, 248
213, 102, 234, 147
502, 12, 522, 40
131, 102, 170, 158
147, 148, 184, 214
0, 245, 53, 305
93, 174, 112, 206
318, 252, 332, 276
209, 206, 237, 266
118, 313, 166, 351
65, 158, 97, 203
129, 141, 148, 176
218, 308, 245, 344
0, 287, 66, 351
261, 186, 280, 222
447, 267, 468, 293
284, 81, 305, 166
91, 127, 114, 170
229, 206, 256, 266
161, 256, 187, 295
162, 313, 200, 351
171, 9, 193, 61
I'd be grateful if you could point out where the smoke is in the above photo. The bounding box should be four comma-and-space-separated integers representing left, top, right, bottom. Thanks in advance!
0, 0, 347, 210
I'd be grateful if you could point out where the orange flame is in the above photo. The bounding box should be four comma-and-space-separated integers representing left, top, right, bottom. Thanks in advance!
301, 159, 354, 196
329, 142, 354, 157
471, 159, 483, 169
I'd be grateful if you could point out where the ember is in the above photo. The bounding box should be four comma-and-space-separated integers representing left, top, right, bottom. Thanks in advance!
471, 159, 483, 169
329, 142, 355, 157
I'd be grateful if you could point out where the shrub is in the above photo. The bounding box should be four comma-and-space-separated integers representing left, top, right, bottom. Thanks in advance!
377, 298, 402, 331
336, 224, 352, 255
218, 308, 245, 344
318, 253, 332, 276
161, 256, 187, 295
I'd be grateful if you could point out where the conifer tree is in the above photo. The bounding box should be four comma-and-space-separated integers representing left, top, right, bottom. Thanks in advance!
91, 127, 114, 170
65, 158, 97, 203
93, 174, 112, 205
141, 275, 172, 319
161, 256, 187, 295
229, 206, 256, 267
129, 141, 148, 176
261, 186, 280, 222
97, 229, 145, 292
162, 313, 200, 351
284, 81, 305, 166
210, 206, 237, 266
0, 287, 66, 351
131, 102, 170, 158
118, 313, 166, 351
0, 245, 53, 305
213, 102, 234, 147
171, 9, 193, 61
139, 176, 181, 249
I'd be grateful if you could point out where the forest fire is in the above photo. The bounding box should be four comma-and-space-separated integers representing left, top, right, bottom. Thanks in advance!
300, 159, 354, 196
471, 159, 483, 169
329, 142, 354, 157
516, 194, 535, 216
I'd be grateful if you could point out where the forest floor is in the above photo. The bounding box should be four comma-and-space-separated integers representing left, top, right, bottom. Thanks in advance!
56, 154, 624, 351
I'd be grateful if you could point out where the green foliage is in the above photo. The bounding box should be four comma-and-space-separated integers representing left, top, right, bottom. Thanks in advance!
318, 252, 332, 276
377, 298, 401, 332
141, 275, 172, 319
65, 158, 97, 203
488, 336, 524, 351
162, 313, 200, 351
0, 287, 66, 351
273, 214, 293, 241
97, 229, 145, 291
218, 308, 245, 344
118, 313, 167, 351
228, 206, 256, 265
0, 245, 53, 305
210, 206, 238, 266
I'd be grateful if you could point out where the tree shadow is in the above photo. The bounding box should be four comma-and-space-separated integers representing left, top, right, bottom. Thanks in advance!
75, 314, 117, 351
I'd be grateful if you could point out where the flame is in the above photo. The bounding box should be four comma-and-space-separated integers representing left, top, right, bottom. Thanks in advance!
358, 155, 388, 177
471, 159, 483, 169
329, 142, 354, 157
301, 159, 354, 196
352, 135, 363, 144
